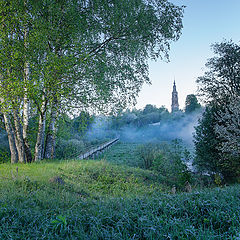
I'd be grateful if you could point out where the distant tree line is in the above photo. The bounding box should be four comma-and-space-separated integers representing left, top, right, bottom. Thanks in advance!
110, 94, 201, 129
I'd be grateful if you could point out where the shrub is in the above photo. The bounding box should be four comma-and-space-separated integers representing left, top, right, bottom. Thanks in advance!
137, 143, 160, 169
137, 140, 192, 188
0, 132, 10, 163
0, 149, 10, 163
55, 139, 85, 159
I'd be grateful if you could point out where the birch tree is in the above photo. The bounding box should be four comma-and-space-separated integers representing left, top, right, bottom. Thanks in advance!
31, 0, 185, 160
0, 0, 28, 163
0, 0, 184, 162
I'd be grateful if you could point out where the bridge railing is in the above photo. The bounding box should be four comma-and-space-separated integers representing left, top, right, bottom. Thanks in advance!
78, 138, 119, 160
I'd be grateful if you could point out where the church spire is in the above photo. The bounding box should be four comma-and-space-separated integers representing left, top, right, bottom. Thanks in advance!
173, 79, 176, 91
171, 80, 179, 113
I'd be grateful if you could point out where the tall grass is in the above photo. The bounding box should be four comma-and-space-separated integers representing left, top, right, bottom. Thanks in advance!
0, 143, 240, 239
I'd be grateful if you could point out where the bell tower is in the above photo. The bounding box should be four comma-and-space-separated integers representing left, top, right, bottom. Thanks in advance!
171, 80, 179, 113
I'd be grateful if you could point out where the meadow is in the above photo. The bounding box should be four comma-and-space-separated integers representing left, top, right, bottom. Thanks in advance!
0, 142, 240, 239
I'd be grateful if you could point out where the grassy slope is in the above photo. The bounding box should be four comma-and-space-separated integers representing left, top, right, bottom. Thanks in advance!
0, 142, 240, 239
102, 142, 142, 167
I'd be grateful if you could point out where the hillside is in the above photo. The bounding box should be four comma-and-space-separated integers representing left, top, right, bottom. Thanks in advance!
0, 142, 240, 239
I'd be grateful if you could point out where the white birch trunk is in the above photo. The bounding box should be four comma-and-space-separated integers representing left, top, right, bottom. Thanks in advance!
0, 79, 18, 163
34, 96, 46, 161
23, 92, 32, 163
23, 25, 29, 141
13, 110, 26, 163
23, 63, 32, 162
22, 17, 32, 163
34, 113, 46, 161
3, 113, 18, 164
51, 133, 56, 159
41, 112, 46, 159
44, 101, 57, 159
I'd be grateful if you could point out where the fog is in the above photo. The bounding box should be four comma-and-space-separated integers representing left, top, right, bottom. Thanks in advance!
86, 111, 202, 146
122, 113, 200, 145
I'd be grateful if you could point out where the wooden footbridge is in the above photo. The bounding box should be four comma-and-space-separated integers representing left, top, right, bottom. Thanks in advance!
78, 138, 119, 160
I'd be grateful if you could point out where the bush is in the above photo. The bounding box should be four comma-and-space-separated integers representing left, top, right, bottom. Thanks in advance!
152, 152, 190, 188
137, 143, 160, 169
137, 140, 192, 188
55, 139, 85, 159
0, 132, 10, 163
0, 149, 10, 163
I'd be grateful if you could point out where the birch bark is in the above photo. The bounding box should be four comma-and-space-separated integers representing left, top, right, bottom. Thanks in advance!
13, 110, 26, 163
22, 15, 32, 163
3, 113, 18, 163
44, 100, 57, 159
23, 61, 32, 162
34, 96, 47, 161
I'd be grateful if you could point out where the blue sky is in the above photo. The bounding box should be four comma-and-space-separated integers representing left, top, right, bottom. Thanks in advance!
136, 0, 240, 111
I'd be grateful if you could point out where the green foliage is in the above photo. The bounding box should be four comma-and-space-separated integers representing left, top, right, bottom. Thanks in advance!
0, 149, 10, 163
56, 114, 73, 140
152, 152, 191, 188
53, 112, 96, 159
0, 0, 184, 163
185, 94, 201, 113
137, 143, 159, 169
50, 215, 68, 234
111, 105, 170, 129
197, 40, 240, 105
103, 142, 142, 167
0, 131, 10, 163
0, 159, 240, 239
55, 139, 85, 159
214, 174, 222, 187
195, 40, 240, 182
71, 112, 93, 135
0, 159, 162, 199
214, 96, 240, 182
194, 106, 220, 173
143, 104, 158, 115
137, 140, 192, 188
